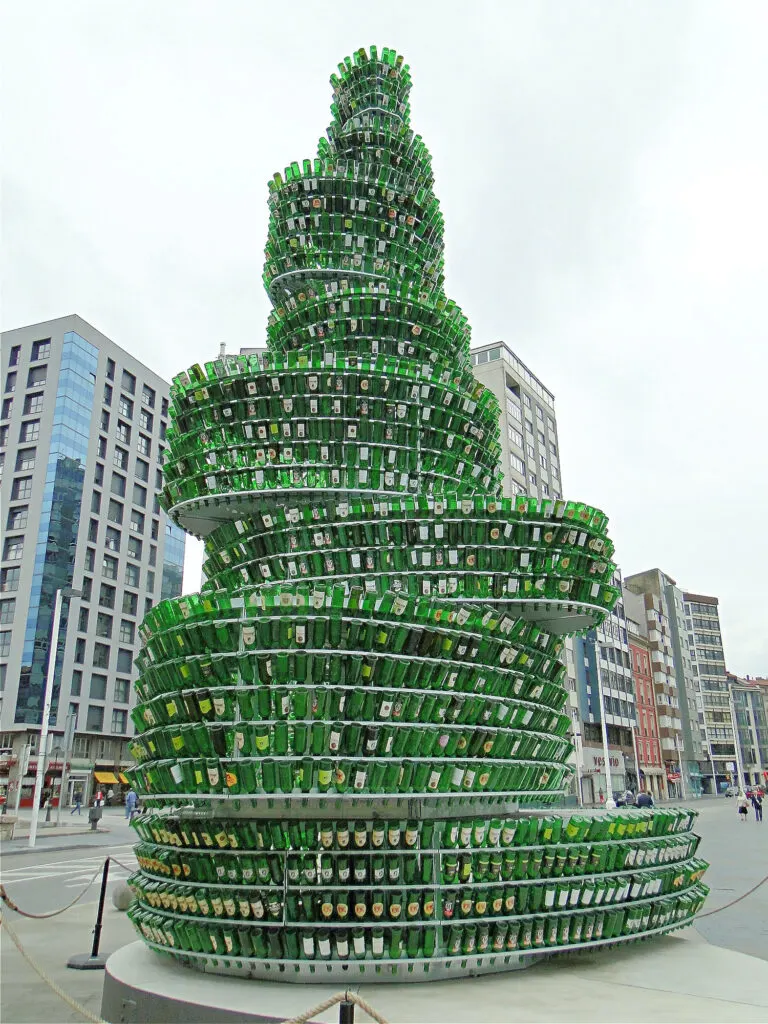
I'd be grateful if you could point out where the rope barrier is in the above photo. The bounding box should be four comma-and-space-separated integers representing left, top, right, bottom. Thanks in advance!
0, 864, 104, 918
283, 989, 389, 1024
696, 873, 768, 919
0, 911, 107, 1024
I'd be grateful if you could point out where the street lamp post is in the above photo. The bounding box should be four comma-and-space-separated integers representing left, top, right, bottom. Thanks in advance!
29, 587, 80, 849
675, 734, 688, 801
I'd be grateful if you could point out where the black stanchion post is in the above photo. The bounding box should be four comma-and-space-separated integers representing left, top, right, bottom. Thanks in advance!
339, 995, 355, 1024
67, 858, 110, 970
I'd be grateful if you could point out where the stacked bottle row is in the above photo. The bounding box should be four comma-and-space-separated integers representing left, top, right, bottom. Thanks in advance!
126, 809, 708, 964
126, 583, 578, 804
265, 283, 472, 369
163, 357, 504, 519
199, 494, 616, 604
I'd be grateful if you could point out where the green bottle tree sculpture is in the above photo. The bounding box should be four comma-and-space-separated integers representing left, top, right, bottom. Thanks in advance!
126, 46, 708, 981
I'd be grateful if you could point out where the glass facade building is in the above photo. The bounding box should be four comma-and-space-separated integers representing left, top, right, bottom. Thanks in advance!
0, 315, 185, 807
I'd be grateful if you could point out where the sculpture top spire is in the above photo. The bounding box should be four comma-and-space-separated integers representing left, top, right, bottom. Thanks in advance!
263, 45, 464, 371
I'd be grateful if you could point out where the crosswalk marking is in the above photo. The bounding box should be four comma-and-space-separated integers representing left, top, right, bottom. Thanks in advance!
1, 846, 137, 886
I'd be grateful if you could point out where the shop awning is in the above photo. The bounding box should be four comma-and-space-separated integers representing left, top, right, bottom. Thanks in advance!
94, 771, 119, 784
118, 773, 129, 785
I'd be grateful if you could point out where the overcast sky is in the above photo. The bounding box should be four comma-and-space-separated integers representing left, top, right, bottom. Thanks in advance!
2, 1, 766, 675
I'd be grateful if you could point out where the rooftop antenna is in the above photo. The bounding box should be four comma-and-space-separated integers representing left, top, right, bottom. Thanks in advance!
218, 342, 226, 358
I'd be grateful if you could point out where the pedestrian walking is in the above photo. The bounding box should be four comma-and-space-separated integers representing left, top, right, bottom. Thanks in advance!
94, 788, 104, 807
70, 788, 82, 815
125, 788, 138, 820
106, 787, 114, 807
737, 791, 749, 821
624, 790, 635, 807
751, 792, 763, 822
636, 790, 654, 808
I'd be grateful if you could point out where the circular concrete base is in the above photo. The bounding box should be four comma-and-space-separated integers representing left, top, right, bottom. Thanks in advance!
102, 942, 538, 1023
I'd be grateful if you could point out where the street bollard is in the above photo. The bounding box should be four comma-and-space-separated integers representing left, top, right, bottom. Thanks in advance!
88, 805, 102, 831
67, 858, 110, 970
339, 996, 355, 1024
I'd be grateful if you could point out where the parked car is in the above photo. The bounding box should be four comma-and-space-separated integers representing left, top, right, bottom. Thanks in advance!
725, 785, 739, 797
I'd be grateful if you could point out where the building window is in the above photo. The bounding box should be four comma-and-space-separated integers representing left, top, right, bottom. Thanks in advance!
87, 519, 99, 544
70, 670, 82, 696
122, 591, 138, 615
15, 448, 36, 471
107, 499, 123, 524
99, 583, 116, 609
97, 436, 107, 459
1, 398, 13, 419
159, 420, 166, 439
91, 491, 102, 514
0, 567, 20, 592
9, 345, 20, 366
104, 383, 112, 406
20, 421, 40, 443
0, 599, 15, 625
127, 536, 142, 560
90, 673, 108, 699
102, 554, 118, 580
81, 577, 92, 602
93, 643, 110, 669
125, 563, 139, 588
121, 370, 136, 394
148, 544, 156, 566
74, 637, 86, 664
3, 537, 24, 561
161, 397, 168, 417
95, 612, 113, 638
135, 458, 149, 482
529, 472, 537, 487
111, 473, 126, 498
146, 570, 155, 593
141, 384, 155, 407
139, 409, 153, 432
150, 519, 159, 541
24, 392, 44, 415
105, 526, 120, 552
5, 372, 17, 393
7, 506, 28, 531
116, 648, 133, 674
137, 434, 151, 457
27, 366, 47, 388
116, 420, 131, 444
106, 358, 115, 381
86, 705, 104, 732
111, 709, 128, 734
144, 597, 153, 615
31, 339, 51, 360
133, 483, 147, 508
155, 469, 163, 490
118, 395, 133, 419
84, 547, 96, 572
95, 464, 104, 489
80, 608, 93, 634
100, 410, 110, 432
0, 631, 11, 657
130, 510, 145, 534
114, 678, 130, 704
113, 447, 128, 471
523, 393, 531, 408
509, 454, 525, 475
119, 619, 135, 644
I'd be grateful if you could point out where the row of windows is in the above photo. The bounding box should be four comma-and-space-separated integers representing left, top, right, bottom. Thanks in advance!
70, 668, 132, 704
79, 704, 129, 734
7, 339, 51, 366
5, 364, 48, 392
73, 638, 134, 673
75, 608, 136, 643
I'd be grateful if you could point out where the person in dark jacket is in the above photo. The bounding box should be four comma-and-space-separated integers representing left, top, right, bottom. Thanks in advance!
636, 790, 654, 808
751, 792, 763, 822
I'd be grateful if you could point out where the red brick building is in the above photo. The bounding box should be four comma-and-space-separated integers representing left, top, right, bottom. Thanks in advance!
628, 625, 667, 800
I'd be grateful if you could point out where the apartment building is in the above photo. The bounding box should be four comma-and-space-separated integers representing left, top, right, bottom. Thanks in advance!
0, 316, 185, 807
